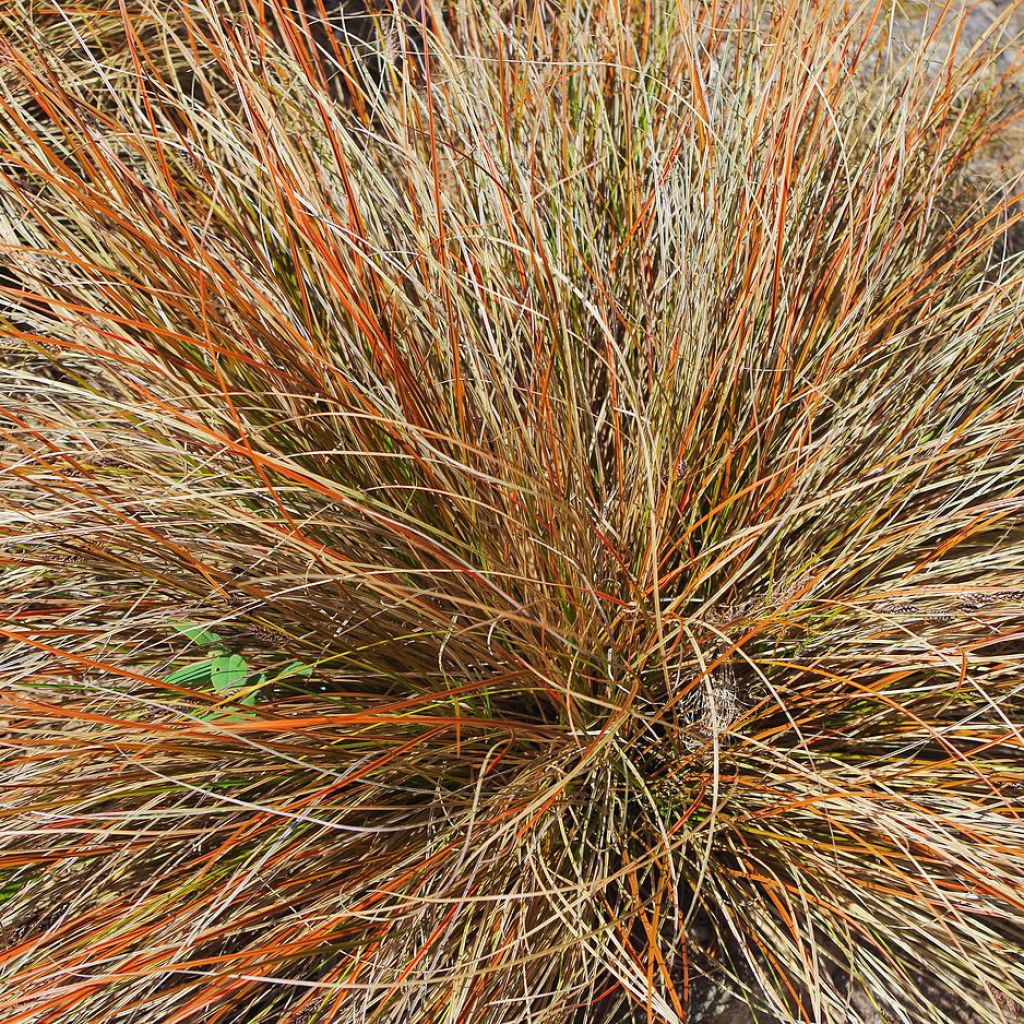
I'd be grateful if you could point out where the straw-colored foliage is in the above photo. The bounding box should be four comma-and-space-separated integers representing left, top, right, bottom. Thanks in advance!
2, 2, 1024, 1021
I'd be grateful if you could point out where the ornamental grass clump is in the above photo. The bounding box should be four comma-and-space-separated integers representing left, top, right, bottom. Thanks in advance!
3, 1, 1024, 1022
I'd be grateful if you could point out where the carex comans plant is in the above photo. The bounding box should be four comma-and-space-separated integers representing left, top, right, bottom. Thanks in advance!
2, 1, 1024, 1022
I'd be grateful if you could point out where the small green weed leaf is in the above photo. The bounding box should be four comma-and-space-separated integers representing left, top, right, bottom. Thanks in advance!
165, 659, 216, 686
239, 674, 265, 706
172, 622, 223, 647
278, 661, 313, 680
0, 878, 27, 903
211, 654, 249, 691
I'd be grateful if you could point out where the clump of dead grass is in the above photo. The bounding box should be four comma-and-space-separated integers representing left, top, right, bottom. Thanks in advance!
2, 2, 1024, 1022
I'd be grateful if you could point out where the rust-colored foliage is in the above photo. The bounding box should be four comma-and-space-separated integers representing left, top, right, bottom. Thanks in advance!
2, 2, 1024, 1022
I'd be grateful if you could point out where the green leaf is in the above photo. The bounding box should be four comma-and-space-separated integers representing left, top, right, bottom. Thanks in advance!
0, 878, 27, 903
240, 674, 264, 707
211, 654, 249, 691
278, 661, 313, 680
172, 622, 223, 647
165, 659, 216, 685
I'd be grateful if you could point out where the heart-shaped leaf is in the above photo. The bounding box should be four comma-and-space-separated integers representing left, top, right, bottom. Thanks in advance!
172, 622, 223, 647
211, 654, 248, 691
278, 661, 313, 680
